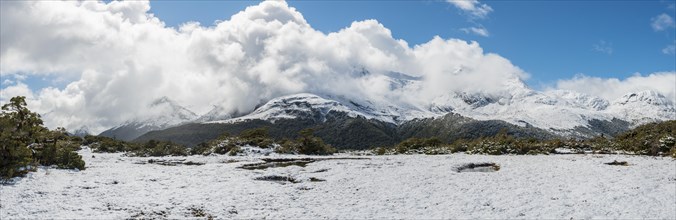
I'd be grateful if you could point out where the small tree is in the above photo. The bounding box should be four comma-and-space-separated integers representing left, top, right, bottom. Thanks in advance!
1, 96, 45, 178
1, 96, 86, 178
296, 128, 335, 155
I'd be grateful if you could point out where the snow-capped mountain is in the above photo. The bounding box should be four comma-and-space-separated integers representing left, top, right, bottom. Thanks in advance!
205, 71, 674, 138
105, 70, 674, 144
99, 97, 198, 141
209, 92, 437, 126
70, 126, 91, 138
606, 90, 676, 125
195, 105, 234, 122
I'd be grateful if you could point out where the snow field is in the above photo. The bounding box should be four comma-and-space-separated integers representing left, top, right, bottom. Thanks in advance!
1, 148, 674, 219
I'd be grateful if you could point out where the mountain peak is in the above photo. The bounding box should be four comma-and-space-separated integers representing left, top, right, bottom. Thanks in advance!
613, 90, 671, 106
150, 96, 174, 107
100, 97, 198, 141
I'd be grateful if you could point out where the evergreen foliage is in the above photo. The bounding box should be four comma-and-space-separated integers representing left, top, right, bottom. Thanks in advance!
371, 120, 676, 157
276, 128, 336, 155
1, 96, 86, 179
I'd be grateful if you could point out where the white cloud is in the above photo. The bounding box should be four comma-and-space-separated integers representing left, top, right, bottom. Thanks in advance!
651, 13, 675, 31
446, 0, 493, 19
460, 27, 489, 37
662, 41, 676, 55
592, 40, 613, 55
2, 0, 671, 133
553, 72, 676, 103
0, 0, 529, 133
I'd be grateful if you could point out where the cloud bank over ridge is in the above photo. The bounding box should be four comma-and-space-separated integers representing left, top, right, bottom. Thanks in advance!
1, 1, 673, 133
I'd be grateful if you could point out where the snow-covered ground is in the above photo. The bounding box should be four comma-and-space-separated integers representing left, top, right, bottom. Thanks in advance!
2, 148, 675, 219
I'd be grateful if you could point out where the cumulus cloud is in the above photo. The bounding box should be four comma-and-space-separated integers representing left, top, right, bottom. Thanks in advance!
553, 72, 676, 104
0, 0, 530, 133
662, 41, 676, 55
460, 27, 489, 37
651, 13, 675, 31
592, 40, 613, 55
446, 0, 493, 19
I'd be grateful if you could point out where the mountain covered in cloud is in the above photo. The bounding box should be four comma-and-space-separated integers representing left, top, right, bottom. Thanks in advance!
128, 70, 674, 147
0, 0, 674, 142
209, 71, 674, 134
99, 97, 197, 141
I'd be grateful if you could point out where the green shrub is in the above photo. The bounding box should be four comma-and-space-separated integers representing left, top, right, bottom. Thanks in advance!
274, 129, 336, 155
395, 137, 443, 154
85, 135, 132, 153
228, 146, 241, 156
213, 141, 237, 155
374, 147, 387, 155
190, 142, 213, 156
238, 127, 274, 148
275, 139, 296, 154
55, 147, 86, 170
1, 96, 86, 179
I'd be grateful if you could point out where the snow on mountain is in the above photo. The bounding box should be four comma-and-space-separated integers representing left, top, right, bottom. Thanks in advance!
606, 90, 676, 125
132, 96, 198, 129
210, 93, 433, 124
207, 70, 435, 125
99, 97, 197, 141
214, 93, 359, 123
203, 70, 674, 137
70, 126, 91, 137
195, 105, 234, 122
545, 90, 609, 110
99, 70, 670, 139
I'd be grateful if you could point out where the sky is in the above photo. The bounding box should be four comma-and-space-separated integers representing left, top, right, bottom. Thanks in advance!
149, 0, 676, 88
0, 0, 675, 133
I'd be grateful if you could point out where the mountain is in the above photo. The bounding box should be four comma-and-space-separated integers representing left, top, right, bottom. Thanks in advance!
195, 105, 234, 122
135, 93, 554, 149
99, 97, 197, 141
121, 71, 675, 148
606, 90, 676, 125
136, 109, 555, 149
70, 126, 91, 138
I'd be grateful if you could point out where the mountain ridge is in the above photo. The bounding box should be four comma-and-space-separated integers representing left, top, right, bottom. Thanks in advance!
99, 71, 675, 146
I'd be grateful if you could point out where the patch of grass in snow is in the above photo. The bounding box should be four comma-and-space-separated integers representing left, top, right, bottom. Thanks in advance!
188, 206, 215, 220
254, 175, 300, 184
455, 162, 501, 172
130, 209, 169, 219
144, 159, 204, 166
240, 160, 314, 170
239, 157, 367, 170
309, 177, 325, 182
604, 160, 629, 166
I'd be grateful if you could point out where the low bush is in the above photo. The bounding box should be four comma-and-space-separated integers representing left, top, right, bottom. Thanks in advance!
85, 135, 134, 153
126, 140, 188, 157
275, 129, 336, 155
55, 147, 86, 170
238, 127, 274, 148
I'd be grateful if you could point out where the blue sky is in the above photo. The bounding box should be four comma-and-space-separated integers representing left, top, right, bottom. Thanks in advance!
2, 0, 675, 131
150, 0, 676, 89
